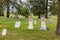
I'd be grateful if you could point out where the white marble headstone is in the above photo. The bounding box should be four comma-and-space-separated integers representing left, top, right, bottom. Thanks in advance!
28, 17, 33, 29
2, 29, 7, 36
34, 20, 37, 24
40, 17, 47, 30
15, 21, 21, 28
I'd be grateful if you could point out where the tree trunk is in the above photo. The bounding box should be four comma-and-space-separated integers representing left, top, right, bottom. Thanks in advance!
0, 2, 4, 16
12, 6, 14, 14
56, 0, 60, 35
38, 13, 40, 18
0, 0, 4, 16
38, 11, 41, 18
46, 0, 48, 19
25, 10, 29, 18
6, 0, 9, 18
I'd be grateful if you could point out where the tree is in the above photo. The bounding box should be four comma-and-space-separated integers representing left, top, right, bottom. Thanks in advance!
4, 0, 20, 18
56, 0, 60, 35
20, 0, 30, 18
10, 0, 22, 18
29, 0, 48, 18
49, 0, 58, 15
46, 0, 48, 19
4, 0, 10, 18
0, 0, 4, 16
6, 0, 10, 18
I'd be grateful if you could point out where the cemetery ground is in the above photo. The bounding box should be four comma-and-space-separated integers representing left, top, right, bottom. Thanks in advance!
0, 16, 60, 40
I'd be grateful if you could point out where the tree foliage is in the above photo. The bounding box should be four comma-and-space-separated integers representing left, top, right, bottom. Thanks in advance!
29, 0, 47, 18
0, 0, 4, 16
49, 0, 58, 15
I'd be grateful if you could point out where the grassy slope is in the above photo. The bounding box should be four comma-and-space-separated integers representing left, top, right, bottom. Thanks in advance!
0, 16, 60, 40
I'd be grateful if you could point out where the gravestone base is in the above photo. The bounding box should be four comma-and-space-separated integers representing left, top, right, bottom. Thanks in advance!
28, 26, 33, 29
14, 16, 19, 18
40, 27, 47, 30
28, 21, 33, 29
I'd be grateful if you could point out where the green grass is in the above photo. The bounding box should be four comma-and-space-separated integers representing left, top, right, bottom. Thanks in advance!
0, 16, 60, 40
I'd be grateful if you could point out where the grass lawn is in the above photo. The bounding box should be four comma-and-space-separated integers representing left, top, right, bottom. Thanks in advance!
0, 16, 60, 40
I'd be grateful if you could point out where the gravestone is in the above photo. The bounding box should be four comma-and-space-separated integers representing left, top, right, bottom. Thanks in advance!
2, 29, 7, 36
14, 10, 19, 18
15, 21, 21, 28
40, 16, 47, 30
34, 20, 37, 24
49, 15, 52, 23
28, 16, 33, 29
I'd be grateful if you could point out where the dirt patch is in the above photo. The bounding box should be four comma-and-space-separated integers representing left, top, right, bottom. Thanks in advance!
19, 38, 24, 40
0, 25, 8, 28
0, 25, 2, 26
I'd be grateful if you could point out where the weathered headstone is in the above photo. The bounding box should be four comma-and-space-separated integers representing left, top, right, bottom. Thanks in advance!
2, 29, 7, 36
28, 16, 33, 29
15, 21, 21, 28
14, 10, 19, 18
49, 15, 53, 23
40, 16, 47, 30
34, 20, 37, 24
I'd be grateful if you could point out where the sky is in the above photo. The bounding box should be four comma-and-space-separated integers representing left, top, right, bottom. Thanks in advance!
21, 0, 27, 2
